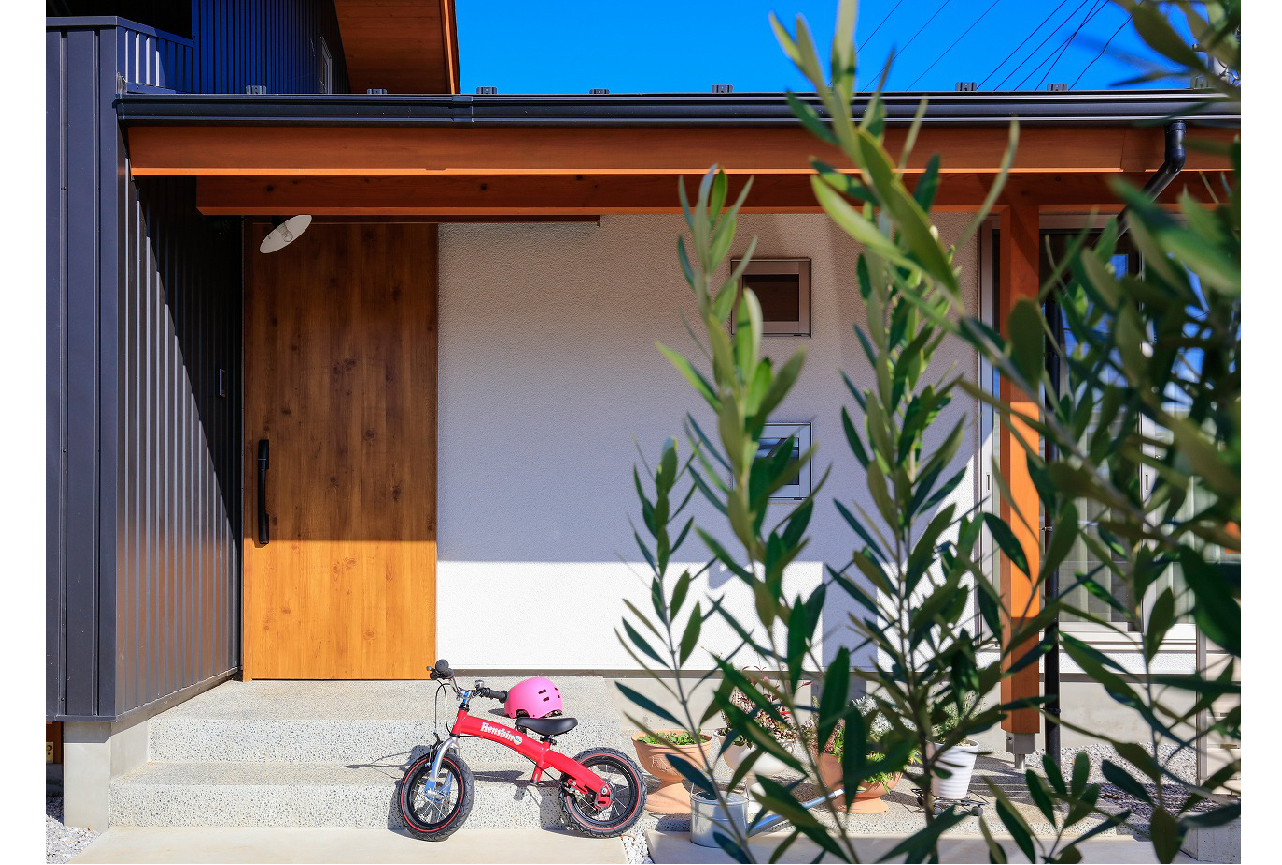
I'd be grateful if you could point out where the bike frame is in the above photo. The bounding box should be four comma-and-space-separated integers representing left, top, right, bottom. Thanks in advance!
432, 690, 613, 811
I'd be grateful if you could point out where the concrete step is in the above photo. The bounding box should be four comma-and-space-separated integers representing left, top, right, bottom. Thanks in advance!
109, 758, 578, 829
149, 678, 630, 765
116, 677, 636, 831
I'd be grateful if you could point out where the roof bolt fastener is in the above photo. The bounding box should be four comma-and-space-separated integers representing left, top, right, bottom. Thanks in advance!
589, 88, 610, 95
712, 84, 733, 94
955, 81, 978, 92
476, 86, 498, 95
366, 88, 388, 95
1047, 82, 1067, 92
245, 85, 267, 95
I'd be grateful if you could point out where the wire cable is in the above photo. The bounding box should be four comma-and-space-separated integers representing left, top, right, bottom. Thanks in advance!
1025, 0, 1110, 90
859, 0, 908, 50
866, 0, 960, 89
906, 0, 1011, 90
979, 0, 1071, 88
996, 0, 1094, 90
1069, 10, 1133, 89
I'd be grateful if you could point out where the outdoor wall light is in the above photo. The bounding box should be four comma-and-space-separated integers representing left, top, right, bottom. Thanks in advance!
259, 215, 313, 253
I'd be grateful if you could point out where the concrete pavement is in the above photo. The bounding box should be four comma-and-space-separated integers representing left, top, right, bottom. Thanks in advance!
646, 830, 1197, 863
70, 826, 628, 863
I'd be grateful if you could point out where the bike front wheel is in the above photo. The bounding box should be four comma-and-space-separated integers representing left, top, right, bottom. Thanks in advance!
398, 748, 474, 841
559, 747, 647, 837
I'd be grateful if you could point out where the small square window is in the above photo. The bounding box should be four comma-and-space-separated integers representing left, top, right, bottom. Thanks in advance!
730, 258, 811, 336
754, 423, 812, 501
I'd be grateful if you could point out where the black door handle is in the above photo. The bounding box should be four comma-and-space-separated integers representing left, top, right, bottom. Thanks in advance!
257, 439, 270, 545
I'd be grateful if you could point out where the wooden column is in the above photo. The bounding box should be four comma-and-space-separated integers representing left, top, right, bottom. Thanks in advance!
998, 203, 1043, 739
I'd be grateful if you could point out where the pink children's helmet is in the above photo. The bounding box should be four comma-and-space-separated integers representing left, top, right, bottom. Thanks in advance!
503, 676, 563, 719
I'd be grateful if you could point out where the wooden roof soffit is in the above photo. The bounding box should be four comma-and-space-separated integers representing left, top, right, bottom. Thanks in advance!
332, 0, 459, 94
129, 125, 1237, 178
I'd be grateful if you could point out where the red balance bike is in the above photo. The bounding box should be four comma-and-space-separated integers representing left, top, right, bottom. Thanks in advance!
397, 660, 647, 841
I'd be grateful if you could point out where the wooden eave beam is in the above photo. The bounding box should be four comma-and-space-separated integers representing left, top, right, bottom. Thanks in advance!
195, 171, 1228, 216
127, 125, 1238, 177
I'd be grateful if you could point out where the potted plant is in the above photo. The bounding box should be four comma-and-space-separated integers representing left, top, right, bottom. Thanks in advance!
806, 699, 920, 814
925, 694, 980, 801
716, 681, 801, 783
630, 729, 714, 814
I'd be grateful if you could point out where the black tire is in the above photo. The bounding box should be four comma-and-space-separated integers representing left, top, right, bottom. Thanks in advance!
397, 748, 474, 841
559, 747, 647, 838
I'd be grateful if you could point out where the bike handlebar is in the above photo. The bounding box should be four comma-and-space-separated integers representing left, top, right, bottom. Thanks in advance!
474, 687, 508, 702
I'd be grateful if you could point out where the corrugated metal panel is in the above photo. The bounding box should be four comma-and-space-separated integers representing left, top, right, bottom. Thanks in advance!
47, 19, 243, 720
189, 0, 350, 95
113, 175, 242, 714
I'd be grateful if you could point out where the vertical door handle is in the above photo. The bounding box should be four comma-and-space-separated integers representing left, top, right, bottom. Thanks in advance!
257, 439, 270, 545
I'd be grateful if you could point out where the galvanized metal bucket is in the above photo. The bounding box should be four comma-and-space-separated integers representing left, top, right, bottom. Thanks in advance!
689, 790, 749, 848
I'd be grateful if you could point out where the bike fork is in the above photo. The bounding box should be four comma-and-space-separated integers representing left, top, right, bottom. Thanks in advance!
421, 736, 460, 801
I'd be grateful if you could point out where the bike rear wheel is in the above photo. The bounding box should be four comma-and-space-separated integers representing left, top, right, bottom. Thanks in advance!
559, 747, 647, 837
398, 748, 474, 841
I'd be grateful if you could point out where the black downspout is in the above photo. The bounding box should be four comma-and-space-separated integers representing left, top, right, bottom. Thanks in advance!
1118, 120, 1187, 239
1043, 120, 1187, 768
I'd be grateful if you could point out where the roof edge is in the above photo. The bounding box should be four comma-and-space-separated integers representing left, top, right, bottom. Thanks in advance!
115, 90, 1240, 129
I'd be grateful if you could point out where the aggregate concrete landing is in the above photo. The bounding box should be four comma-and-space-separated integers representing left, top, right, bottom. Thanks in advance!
149, 677, 629, 764
646, 831, 1194, 864
70, 826, 627, 864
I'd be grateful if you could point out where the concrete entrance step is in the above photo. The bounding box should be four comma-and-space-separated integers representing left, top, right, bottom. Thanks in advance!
148, 678, 629, 765
110, 758, 574, 829
115, 677, 633, 831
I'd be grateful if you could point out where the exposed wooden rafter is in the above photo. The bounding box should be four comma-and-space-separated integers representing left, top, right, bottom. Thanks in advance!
196, 170, 1227, 216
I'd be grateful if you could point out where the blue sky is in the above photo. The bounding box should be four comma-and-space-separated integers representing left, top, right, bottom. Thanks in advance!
456, 1, 1188, 94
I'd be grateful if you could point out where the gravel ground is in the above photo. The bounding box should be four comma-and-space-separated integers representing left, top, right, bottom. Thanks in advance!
46, 798, 98, 864
620, 739, 1222, 864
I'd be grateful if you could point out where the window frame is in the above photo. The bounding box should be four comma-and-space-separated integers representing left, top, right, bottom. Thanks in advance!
729, 258, 812, 337
975, 215, 1195, 651
752, 422, 812, 502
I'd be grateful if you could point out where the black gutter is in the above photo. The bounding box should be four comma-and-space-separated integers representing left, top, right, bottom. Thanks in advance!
114, 91, 1239, 129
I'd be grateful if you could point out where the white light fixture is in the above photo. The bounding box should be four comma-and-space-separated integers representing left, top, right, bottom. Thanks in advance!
259, 215, 312, 253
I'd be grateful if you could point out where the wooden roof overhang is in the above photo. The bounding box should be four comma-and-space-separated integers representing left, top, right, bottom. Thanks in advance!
116, 91, 1239, 217
332, 0, 459, 95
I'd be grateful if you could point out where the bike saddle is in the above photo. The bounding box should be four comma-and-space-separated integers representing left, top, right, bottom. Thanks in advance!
514, 716, 578, 738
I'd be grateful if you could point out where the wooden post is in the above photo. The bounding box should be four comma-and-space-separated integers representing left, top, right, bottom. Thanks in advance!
998, 204, 1043, 744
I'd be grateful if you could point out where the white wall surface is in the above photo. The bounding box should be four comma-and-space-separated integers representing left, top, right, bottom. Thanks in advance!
436, 213, 980, 672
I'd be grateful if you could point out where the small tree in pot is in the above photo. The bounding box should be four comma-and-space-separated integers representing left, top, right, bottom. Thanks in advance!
717, 678, 802, 801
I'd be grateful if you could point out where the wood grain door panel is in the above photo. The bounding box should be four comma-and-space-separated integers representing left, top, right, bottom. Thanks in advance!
244, 223, 436, 679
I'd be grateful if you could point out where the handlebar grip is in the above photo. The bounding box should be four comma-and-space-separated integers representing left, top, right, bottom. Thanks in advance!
431, 659, 454, 680
475, 687, 508, 702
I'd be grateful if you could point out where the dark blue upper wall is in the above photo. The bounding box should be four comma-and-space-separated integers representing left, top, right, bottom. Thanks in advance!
188, 0, 350, 95
51, 0, 351, 95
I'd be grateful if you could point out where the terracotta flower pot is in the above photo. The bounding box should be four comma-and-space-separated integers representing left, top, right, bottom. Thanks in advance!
813, 750, 902, 814
631, 731, 713, 814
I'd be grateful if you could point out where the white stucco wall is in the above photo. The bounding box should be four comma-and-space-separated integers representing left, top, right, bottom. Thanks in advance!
436, 213, 980, 671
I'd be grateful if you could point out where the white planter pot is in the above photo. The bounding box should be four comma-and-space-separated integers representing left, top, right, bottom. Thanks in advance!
721, 740, 791, 777
926, 740, 979, 800
721, 739, 795, 804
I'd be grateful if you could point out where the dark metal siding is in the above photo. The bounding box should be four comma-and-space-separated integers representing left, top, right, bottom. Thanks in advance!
189, 0, 349, 95
48, 19, 243, 720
